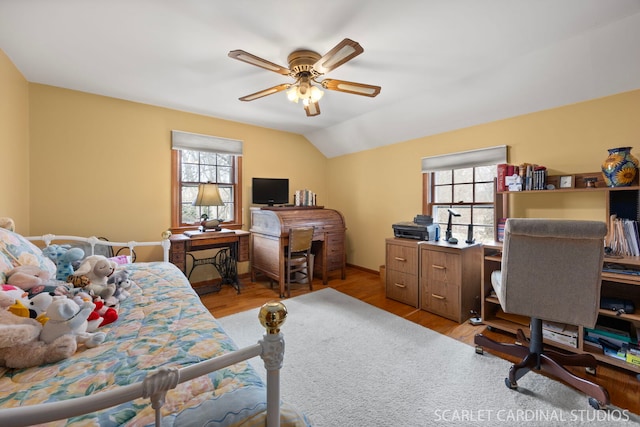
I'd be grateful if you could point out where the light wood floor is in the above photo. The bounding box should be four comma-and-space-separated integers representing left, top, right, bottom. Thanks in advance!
198, 267, 640, 415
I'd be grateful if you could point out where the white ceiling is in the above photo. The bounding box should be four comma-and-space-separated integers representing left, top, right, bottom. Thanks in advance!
1, 0, 639, 158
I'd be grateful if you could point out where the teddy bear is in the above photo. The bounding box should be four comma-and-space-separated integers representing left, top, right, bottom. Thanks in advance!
107, 269, 134, 302
5, 265, 65, 297
1, 284, 30, 318
40, 296, 106, 348
0, 293, 77, 369
72, 292, 118, 332
71, 255, 117, 299
42, 244, 85, 281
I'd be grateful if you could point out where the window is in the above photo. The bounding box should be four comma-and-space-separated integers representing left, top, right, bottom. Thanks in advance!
429, 166, 496, 243
171, 131, 243, 230
422, 146, 507, 243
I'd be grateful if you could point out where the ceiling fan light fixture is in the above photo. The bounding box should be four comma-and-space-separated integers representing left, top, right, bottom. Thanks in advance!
310, 85, 324, 102
230, 38, 378, 116
286, 81, 324, 106
286, 86, 300, 103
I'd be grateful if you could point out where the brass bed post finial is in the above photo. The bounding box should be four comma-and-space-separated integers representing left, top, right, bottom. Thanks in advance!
259, 301, 287, 334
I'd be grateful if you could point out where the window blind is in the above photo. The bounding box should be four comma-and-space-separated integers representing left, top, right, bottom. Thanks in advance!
171, 130, 243, 155
421, 145, 507, 172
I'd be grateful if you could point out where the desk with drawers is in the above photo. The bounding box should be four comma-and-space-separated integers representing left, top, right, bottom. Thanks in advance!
250, 207, 347, 297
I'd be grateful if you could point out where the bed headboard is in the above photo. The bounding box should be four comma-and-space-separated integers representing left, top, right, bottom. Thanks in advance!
26, 232, 172, 263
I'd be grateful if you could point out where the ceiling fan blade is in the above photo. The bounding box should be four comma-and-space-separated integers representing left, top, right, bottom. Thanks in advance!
228, 50, 291, 76
304, 101, 321, 117
321, 79, 381, 97
239, 84, 291, 101
313, 38, 364, 74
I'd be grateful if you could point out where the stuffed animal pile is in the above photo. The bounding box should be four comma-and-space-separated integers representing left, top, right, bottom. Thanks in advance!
0, 234, 136, 368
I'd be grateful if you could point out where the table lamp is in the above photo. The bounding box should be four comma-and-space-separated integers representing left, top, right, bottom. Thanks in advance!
193, 183, 224, 232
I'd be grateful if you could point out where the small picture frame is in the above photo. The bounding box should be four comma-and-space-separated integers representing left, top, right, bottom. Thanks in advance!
559, 175, 574, 189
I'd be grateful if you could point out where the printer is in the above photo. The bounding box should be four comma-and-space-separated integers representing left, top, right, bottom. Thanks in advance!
392, 215, 440, 241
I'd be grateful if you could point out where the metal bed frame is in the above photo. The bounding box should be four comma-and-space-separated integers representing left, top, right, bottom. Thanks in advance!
0, 234, 286, 427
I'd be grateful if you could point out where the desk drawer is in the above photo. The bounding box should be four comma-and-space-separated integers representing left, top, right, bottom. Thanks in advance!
386, 242, 418, 274
386, 270, 419, 307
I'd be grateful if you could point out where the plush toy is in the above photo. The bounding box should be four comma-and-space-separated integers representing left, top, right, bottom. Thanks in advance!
0, 217, 15, 232
5, 265, 64, 296
72, 255, 117, 299
107, 269, 134, 302
0, 293, 77, 369
40, 297, 106, 348
27, 292, 54, 324
1, 284, 30, 318
72, 292, 118, 332
42, 244, 85, 281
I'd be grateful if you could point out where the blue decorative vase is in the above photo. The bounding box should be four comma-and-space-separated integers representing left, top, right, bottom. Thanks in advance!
601, 147, 638, 187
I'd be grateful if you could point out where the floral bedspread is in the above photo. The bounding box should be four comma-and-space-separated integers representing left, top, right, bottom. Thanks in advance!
0, 261, 308, 426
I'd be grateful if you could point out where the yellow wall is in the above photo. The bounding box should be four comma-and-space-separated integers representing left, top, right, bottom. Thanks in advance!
2, 49, 639, 270
0, 49, 30, 232
25, 85, 326, 263
327, 90, 640, 270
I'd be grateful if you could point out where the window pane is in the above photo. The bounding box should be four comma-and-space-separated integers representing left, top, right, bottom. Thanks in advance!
453, 183, 473, 203
182, 164, 198, 182
474, 182, 494, 203
454, 206, 471, 225
181, 150, 199, 164
434, 185, 452, 203
218, 166, 232, 184
454, 168, 473, 183
434, 206, 450, 225
434, 170, 452, 185
200, 152, 218, 165
475, 165, 495, 182
200, 165, 217, 182
473, 206, 494, 226
217, 154, 232, 167
474, 225, 494, 242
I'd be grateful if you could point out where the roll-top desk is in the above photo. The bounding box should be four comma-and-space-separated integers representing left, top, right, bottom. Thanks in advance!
250, 207, 347, 296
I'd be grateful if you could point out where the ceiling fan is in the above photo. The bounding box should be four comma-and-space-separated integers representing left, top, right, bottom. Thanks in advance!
228, 38, 381, 117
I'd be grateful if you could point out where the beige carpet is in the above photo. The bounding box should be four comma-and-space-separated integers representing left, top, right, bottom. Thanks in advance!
218, 288, 640, 426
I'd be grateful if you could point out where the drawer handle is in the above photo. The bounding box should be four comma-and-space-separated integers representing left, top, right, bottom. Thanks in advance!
431, 294, 446, 300
394, 257, 407, 262
431, 265, 446, 270
394, 283, 406, 288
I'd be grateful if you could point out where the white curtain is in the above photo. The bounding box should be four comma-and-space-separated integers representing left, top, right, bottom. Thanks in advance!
171, 130, 243, 155
421, 145, 507, 172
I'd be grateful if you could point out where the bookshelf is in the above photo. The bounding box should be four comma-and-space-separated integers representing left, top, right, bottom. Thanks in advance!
483, 172, 640, 375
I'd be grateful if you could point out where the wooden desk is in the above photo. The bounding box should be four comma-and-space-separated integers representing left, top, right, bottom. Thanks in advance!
169, 229, 249, 293
250, 207, 346, 297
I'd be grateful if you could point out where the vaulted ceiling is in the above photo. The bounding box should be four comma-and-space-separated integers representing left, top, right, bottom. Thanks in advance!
1, 0, 639, 158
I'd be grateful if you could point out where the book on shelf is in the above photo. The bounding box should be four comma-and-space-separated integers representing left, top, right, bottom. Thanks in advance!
497, 164, 508, 192
497, 218, 507, 242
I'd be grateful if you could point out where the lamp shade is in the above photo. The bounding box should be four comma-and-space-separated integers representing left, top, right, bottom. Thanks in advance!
193, 183, 224, 206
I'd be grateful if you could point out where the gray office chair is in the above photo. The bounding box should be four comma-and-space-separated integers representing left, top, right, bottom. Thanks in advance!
474, 218, 610, 409
284, 227, 314, 298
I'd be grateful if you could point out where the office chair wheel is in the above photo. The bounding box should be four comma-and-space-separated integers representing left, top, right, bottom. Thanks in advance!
475, 346, 484, 355
588, 397, 605, 410
505, 378, 517, 390
586, 366, 596, 375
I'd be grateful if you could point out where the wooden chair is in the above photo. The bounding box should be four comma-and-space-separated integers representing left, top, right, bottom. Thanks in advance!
284, 227, 314, 298
474, 218, 610, 409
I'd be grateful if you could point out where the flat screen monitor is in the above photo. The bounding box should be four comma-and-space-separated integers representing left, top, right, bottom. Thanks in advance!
252, 178, 289, 206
